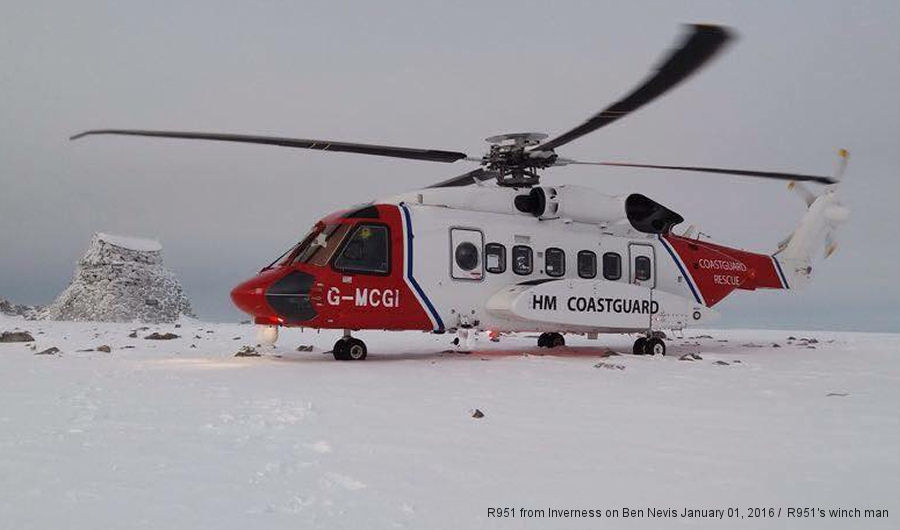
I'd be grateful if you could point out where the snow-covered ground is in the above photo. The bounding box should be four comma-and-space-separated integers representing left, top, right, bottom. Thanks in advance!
1, 314, 897, 529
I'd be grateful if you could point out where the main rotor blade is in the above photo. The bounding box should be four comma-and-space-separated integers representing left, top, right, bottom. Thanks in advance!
563, 160, 837, 184
427, 167, 499, 188
539, 24, 733, 151
70, 129, 470, 163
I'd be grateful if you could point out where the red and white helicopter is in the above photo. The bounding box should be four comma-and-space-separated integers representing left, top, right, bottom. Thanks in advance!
73, 25, 849, 360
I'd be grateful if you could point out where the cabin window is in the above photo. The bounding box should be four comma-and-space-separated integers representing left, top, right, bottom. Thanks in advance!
332, 224, 390, 274
635, 255, 652, 281
545, 248, 565, 277
454, 242, 479, 271
577, 250, 597, 279
485, 243, 506, 274
512, 245, 533, 275
602, 252, 622, 280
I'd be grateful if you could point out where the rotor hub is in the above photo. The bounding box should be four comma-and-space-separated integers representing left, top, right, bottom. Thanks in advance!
482, 133, 557, 187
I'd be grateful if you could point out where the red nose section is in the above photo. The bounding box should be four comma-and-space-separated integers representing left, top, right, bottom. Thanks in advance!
230, 274, 276, 320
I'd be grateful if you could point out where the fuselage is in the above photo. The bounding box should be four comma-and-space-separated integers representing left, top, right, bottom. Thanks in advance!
230, 186, 789, 335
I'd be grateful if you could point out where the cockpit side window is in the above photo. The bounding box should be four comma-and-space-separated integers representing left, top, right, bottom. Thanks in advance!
333, 224, 391, 274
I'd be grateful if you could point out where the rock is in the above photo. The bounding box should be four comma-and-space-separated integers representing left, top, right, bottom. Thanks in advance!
35, 347, 60, 356
121, 345, 135, 349
232, 336, 240, 341
234, 346, 260, 357
826, 392, 849, 397
96, 345, 111, 353
36, 232, 193, 323
772, 343, 781, 348
788, 336, 797, 340
713, 360, 730, 366
144, 332, 179, 340
599, 349, 620, 358
1, 330, 35, 342
0, 297, 41, 318
732, 359, 742, 364
296, 345, 314, 352
679, 354, 695, 361
593, 362, 626, 370
471, 409, 485, 419
174, 324, 182, 328
128, 330, 138, 338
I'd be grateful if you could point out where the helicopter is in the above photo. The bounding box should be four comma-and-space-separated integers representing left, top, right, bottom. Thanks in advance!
71, 24, 849, 360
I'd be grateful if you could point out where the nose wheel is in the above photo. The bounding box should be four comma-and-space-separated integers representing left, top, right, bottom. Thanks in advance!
333, 336, 367, 361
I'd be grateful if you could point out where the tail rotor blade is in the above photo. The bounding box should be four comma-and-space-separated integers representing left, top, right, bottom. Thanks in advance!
824, 229, 838, 259
788, 181, 817, 206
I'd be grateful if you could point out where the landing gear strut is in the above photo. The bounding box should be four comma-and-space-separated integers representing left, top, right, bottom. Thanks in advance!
633, 336, 666, 356
538, 332, 565, 348
256, 325, 279, 345
333, 332, 367, 361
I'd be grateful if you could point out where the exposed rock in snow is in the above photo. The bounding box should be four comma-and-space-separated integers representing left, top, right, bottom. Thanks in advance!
0, 298, 40, 318
234, 345, 260, 357
38, 232, 193, 323
145, 332, 180, 340
0, 330, 35, 342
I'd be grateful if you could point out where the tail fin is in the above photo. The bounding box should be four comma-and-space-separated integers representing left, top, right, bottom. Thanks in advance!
774, 149, 850, 289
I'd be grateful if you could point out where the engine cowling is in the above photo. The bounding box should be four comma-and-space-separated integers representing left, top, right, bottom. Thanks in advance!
513, 185, 683, 234
513, 185, 626, 225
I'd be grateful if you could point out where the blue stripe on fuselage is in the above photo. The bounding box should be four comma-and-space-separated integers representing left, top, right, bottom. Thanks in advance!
658, 235, 703, 305
400, 204, 444, 331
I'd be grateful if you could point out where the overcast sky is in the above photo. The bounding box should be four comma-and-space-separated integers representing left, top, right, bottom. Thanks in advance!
2, 1, 898, 331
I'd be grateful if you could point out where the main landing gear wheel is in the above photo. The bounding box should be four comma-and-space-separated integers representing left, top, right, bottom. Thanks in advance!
633, 337, 647, 355
646, 337, 666, 356
333, 337, 367, 361
633, 336, 666, 355
538, 332, 565, 348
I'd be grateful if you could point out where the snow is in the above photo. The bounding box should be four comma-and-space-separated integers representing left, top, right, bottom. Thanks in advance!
95, 232, 162, 252
1, 314, 898, 529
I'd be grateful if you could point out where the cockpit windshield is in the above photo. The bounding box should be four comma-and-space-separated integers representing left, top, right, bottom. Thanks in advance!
261, 222, 353, 271
292, 223, 351, 265
261, 224, 323, 271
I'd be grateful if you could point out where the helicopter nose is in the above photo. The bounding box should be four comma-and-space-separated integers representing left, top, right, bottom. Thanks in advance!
230, 270, 318, 324
230, 276, 270, 317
